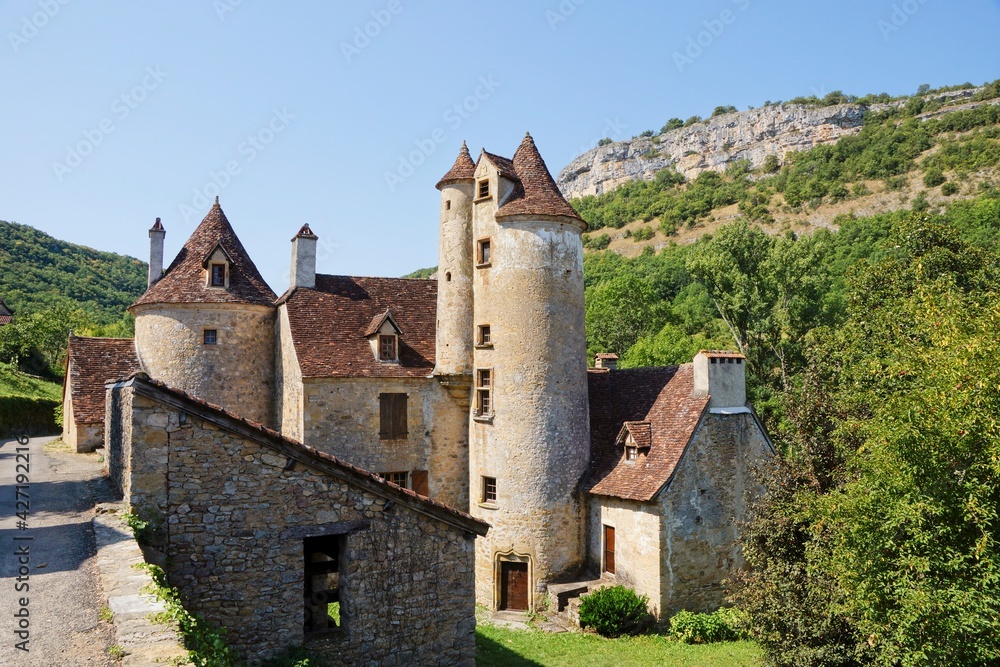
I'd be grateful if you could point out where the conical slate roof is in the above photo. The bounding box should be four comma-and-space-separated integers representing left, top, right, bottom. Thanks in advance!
132, 200, 277, 308
493, 133, 584, 224
435, 141, 477, 189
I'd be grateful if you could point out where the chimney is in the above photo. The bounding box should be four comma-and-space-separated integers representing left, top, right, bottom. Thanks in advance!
290, 224, 318, 289
693, 350, 747, 410
148, 218, 165, 286
594, 353, 618, 370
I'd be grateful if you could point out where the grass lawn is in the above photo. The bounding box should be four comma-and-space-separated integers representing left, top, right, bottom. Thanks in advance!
476, 624, 763, 667
0, 364, 61, 400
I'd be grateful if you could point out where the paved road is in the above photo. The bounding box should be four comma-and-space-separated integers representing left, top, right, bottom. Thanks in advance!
0, 436, 116, 666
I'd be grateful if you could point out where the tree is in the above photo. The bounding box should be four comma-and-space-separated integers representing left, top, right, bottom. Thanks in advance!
661, 118, 684, 133
584, 273, 667, 360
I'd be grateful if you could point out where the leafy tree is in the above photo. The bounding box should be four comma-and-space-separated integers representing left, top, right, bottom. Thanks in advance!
585, 273, 667, 359
683, 115, 703, 127
712, 105, 738, 117
661, 118, 684, 133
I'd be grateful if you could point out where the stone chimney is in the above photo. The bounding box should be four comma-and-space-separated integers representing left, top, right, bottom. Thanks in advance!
693, 350, 747, 410
594, 353, 618, 370
148, 218, 165, 286
290, 224, 318, 289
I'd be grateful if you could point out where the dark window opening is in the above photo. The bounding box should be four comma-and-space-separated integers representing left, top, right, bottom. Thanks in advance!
304, 535, 342, 634
477, 325, 492, 346
482, 476, 497, 504
378, 334, 397, 362
210, 263, 226, 287
379, 393, 408, 439
203, 329, 217, 345
477, 239, 492, 266
380, 471, 409, 488
445, 200, 452, 210
445, 272, 452, 282
477, 179, 490, 199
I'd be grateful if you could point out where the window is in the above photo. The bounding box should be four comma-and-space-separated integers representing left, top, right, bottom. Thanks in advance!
476, 369, 492, 415
626, 446, 638, 461
203, 329, 217, 345
477, 179, 490, 199
445, 200, 452, 210
304, 535, 342, 634
378, 334, 397, 362
477, 324, 492, 347
482, 476, 497, 504
210, 263, 226, 287
379, 393, 408, 439
380, 471, 409, 488
477, 238, 492, 266
603, 526, 615, 574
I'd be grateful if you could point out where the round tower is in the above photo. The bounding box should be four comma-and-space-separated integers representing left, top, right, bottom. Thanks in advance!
468, 134, 591, 611
434, 141, 476, 378
130, 200, 278, 426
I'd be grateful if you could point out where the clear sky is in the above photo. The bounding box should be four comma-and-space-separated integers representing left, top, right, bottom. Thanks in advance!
2, 0, 998, 293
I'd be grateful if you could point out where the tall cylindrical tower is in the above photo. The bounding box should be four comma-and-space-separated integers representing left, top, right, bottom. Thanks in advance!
468, 134, 591, 611
434, 142, 476, 378
130, 200, 278, 426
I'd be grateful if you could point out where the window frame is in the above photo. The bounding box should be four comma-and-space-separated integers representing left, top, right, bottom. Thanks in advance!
476, 324, 492, 348
378, 334, 398, 362
203, 329, 218, 345
209, 263, 226, 287
475, 368, 493, 416
476, 179, 490, 200
625, 446, 638, 461
482, 476, 497, 505
378, 392, 408, 440
380, 471, 409, 489
476, 238, 492, 267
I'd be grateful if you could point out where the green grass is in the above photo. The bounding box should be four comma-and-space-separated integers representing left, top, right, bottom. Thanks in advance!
0, 363, 60, 400
476, 624, 763, 667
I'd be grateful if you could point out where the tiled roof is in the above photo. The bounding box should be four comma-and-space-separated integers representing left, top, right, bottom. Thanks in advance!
278, 275, 437, 379
586, 365, 709, 502
493, 133, 585, 225
0, 298, 12, 319
0, 316, 12, 325
700, 350, 745, 359
436, 141, 477, 189
132, 200, 276, 308
596, 353, 619, 360
363, 310, 402, 337
115, 372, 489, 536
66, 336, 140, 424
619, 421, 652, 450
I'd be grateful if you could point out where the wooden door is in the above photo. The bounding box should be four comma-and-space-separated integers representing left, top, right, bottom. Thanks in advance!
500, 561, 529, 611
604, 525, 615, 574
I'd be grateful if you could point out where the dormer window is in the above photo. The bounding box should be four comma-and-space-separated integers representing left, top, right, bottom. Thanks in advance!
626, 446, 638, 461
379, 334, 397, 362
617, 421, 651, 462
210, 263, 226, 287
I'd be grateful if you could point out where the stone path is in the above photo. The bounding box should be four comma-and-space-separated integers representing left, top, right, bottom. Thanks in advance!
0, 436, 116, 666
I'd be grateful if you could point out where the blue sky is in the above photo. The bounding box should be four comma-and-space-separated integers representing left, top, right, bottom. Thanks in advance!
2, 0, 998, 292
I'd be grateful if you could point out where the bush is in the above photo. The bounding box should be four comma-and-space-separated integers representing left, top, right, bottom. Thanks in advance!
633, 226, 655, 241
0, 395, 59, 438
583, 233, 612, 250
924, 166, 946, 187
661, 118, 684, 133
597, 137, 613, 147
669, 608, 750, 644
579, 585, 651, 637
942, 181, 960, 196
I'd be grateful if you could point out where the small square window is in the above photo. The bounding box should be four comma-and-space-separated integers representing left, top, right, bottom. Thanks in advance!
477, 179, 490, 199
380, 471, 409, 488
626, 446, 638, 461
210, 263, 226, 287
482, 476, 497, 504
477, 325, 492, 347
203, 329, 217, 345
378, 335, 397, 362
477, 239, 492, 266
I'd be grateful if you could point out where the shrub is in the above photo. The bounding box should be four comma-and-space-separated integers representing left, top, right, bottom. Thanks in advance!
578, 585, 650, 637
942, 181, 960, 196
597, 137, 613, 147
669, 607, 750, 644
639, 130, 654, 138
924, 166, 946, 187
761, 154, 780, 174
684, 115, 703, 127
633, 226, 655, 241
583, 233, 611, 250
712, 105, 738, 117
0, 395, 58, 438
661, 118, 684, 133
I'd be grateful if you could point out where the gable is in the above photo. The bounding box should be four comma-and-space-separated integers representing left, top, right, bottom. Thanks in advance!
66, 336, 141, 424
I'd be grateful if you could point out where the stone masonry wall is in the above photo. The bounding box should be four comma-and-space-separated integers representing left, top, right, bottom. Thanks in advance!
587, 497, 662, 618
302, 377, 469, 510
659, 413, 770, 615
113, 385, 478, 666
274, 306, 304, 441
134, 303, 276, 426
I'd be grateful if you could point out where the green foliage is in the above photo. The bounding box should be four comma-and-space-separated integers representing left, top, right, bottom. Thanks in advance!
669, 608, 750, 644
639, 129, 654, 138
923, 166, 946, 187
583, 233, 611, 250
140, 563, 242, 667
0, 394, 59, 437
261, 648, 330, 667
661, 118, 684, 133
597, 137, 613, 147
684, 115, 702, 127
942, 181, 960, 196
121, 511, 152, 544
585, 273, 668, 360
761, 154, 780, 174
401, 266, 436, 279
712, 105, 738, 117
632, 226, 654, 242
578, 585, 651, 638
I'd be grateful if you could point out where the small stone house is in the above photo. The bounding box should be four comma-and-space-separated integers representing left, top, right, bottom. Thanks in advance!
62, 335, 139, 451
585, 353, 772, 621
105, 372, 488, 666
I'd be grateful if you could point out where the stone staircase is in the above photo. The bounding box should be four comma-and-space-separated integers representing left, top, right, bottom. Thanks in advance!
548, 574, 607, 627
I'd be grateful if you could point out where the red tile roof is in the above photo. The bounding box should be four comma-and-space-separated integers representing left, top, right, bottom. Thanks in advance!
132, 200, 276, 309
116, 372, 489, 536
620, 421, 652, 450
0, 298, 12, 321
0, 316, 12, 325
66, 336, 141, 424
436, 141, 477, 189
492, 133, 585, 225
586, 365, 709, 502
278, 275, 437, 379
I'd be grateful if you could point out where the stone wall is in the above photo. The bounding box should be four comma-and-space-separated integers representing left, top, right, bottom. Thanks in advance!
301, 376, 469, 510
106, 380, 482, 666
587, 496, 662, 618
63, 385, 103, 452
133, 302, 276, 426
274, 306, 304, 441
659, 412, 770, 615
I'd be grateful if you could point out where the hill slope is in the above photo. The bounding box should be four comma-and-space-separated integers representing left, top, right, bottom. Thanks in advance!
0, 220, 147, 323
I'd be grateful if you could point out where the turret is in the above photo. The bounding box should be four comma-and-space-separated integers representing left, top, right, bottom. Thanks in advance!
290, 223, 318, 290
148, 218, 165, 286
434, 142, 476, 377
